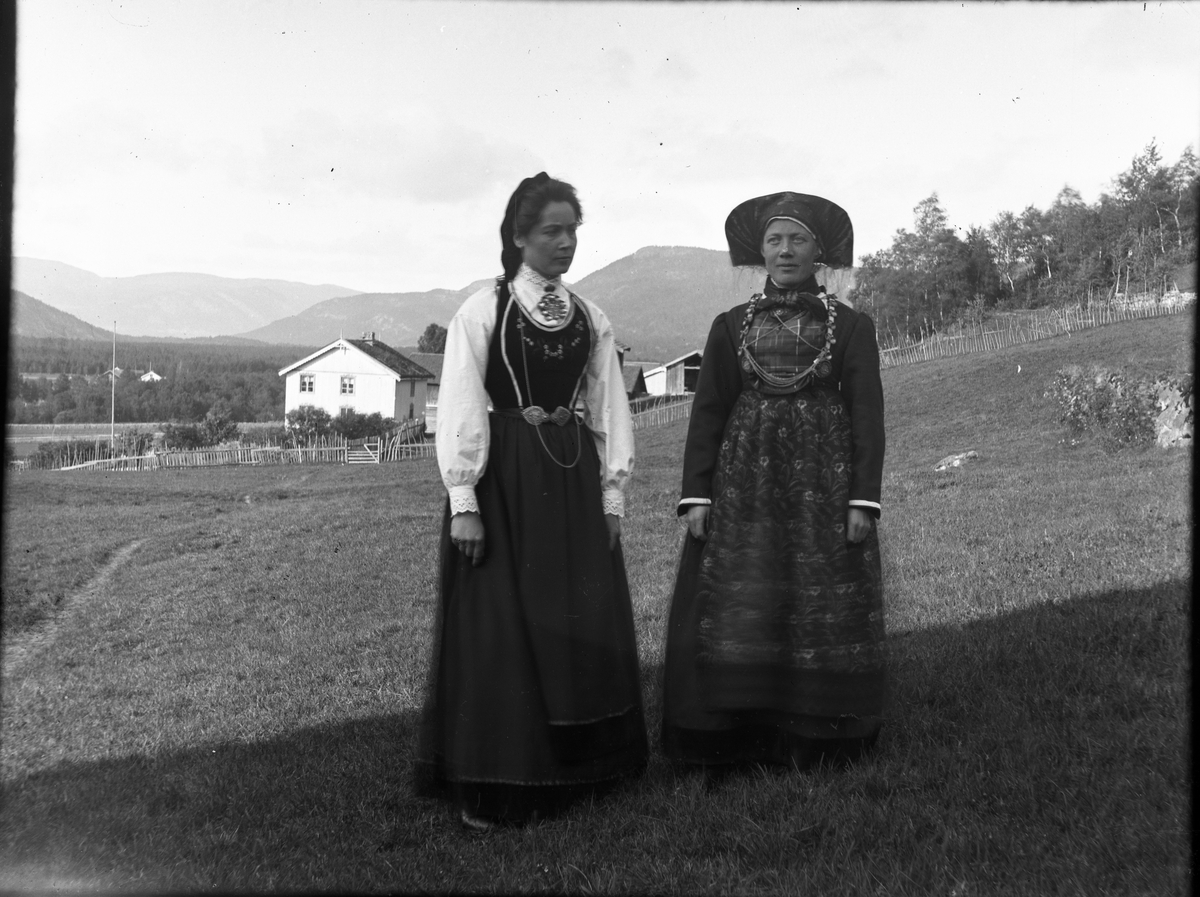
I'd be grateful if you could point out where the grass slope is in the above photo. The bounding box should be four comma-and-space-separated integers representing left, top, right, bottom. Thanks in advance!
0, 312, 1191, 894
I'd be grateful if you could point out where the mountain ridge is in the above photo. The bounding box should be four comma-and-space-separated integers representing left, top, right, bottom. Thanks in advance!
13, 250, 856, 361
12, 257, 365, 339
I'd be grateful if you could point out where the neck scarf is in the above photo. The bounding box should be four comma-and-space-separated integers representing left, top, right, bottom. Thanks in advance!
758, 274, 826, 318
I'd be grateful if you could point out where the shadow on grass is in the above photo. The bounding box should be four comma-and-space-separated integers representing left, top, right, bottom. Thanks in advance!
2, 578, 1190, 894
1, 710, 426, 891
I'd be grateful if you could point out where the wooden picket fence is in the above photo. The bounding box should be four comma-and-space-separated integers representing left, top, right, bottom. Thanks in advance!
61, 444, 353, 471
631, 397, 692, 430
383, 441, 438, 461
51, 416, 441, 472
878, 294, 1194, 369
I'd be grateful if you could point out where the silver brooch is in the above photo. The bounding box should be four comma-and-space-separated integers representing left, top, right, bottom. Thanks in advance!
537, 292, 568, 324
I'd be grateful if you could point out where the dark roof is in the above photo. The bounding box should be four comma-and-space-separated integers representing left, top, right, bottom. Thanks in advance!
407, 352, 445, 382
622, 365, 647, 395
346, 339, 434, 379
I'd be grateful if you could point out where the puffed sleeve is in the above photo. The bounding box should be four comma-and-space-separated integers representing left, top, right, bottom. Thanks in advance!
838, 311, 885, 516
434, 287, 497, 515
578, 299, 634, 517
677, 309, 744, 514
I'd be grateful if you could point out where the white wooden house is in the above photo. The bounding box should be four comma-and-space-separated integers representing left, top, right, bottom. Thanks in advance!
644, 351, 702, 396
279, 333, 434, 422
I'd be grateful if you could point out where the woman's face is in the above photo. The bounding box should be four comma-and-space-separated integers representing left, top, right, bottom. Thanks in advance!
515, 200, 578, 279
761, 218, 819, 288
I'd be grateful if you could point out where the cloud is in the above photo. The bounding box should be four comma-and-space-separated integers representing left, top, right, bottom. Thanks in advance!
251, 112, 543, 205
600, 45, 636, 89
650, 53, 697, 85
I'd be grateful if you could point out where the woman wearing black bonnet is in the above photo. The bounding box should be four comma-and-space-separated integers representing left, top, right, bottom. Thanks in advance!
662, 191, 887, 773
414, 173, 647, 830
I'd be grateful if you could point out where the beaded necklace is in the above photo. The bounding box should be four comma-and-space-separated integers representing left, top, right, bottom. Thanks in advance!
738, 291, 839, 390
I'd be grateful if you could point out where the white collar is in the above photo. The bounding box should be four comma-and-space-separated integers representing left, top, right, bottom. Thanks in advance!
509, 264, 575, 328
515, 263, 562, 292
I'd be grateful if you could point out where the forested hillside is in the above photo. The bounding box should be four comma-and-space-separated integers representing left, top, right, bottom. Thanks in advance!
237, 288, 471, 347
572, 247, 745, 361
10, 291, 116, 340
7, 338, 316, 424
852, 142, 1198, 342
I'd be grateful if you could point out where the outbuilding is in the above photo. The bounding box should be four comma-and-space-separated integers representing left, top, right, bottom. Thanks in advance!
644, 351, 702, 396
407, 352, 445, 434
622, 363, 649, 399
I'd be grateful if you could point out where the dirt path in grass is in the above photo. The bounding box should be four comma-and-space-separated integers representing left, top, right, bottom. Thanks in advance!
1, 540, 144, 681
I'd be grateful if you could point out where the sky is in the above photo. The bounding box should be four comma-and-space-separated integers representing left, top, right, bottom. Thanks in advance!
13, 0, 1200, 294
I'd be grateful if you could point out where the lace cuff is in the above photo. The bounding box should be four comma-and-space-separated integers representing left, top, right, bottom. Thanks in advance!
447, 485, 479, 516
602, 488, 625, 518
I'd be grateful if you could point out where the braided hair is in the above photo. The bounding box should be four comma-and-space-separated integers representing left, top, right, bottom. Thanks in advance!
498, 173, 584, 286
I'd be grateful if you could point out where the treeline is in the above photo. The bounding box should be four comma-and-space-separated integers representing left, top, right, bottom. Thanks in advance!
7, 338, 317, 424
9, 337, 314, 377
851, 141, 1198, 341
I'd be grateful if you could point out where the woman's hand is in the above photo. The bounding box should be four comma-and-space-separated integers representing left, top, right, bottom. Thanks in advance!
605, 513, 621, 550
450, 511, 485, 566
846, 507, 873, 544
685, 505, 710, 541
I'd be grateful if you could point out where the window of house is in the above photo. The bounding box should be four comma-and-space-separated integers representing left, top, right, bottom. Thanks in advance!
410, 380, 416, 397
409, 403, 414, 419
299, 374, 315, 393
340, 376, 355, 395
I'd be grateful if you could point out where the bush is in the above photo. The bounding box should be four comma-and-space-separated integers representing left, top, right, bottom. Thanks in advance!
28, 440, 98, 469
200, 411, 240, 446
241, 424, 289, 447
159, 422, 206, 450
285, 406, 333, 442
332, 409, 395, 441
1047, 365, 1158, 447
112, 430, 156, 456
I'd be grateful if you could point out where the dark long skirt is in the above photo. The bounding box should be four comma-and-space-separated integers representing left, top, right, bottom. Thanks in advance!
662, 386, 885, 768
414, 413, 648, 823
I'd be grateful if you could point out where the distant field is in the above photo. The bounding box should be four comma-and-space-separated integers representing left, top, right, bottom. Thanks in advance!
5, 422, 290, 460
4, 425, 144, 459
5, 423, 150, 437
0, 311, 1191, 894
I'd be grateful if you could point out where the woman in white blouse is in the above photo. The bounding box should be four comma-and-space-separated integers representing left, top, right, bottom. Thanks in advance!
413, 173, 648, 831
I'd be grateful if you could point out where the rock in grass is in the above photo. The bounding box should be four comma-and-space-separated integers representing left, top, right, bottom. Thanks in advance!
934, 450, 978, 472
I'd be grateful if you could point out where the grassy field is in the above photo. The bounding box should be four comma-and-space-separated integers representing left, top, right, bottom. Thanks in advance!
0, 312, 1191, 894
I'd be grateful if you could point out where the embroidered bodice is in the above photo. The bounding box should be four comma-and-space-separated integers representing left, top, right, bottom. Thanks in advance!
485, 284, 592, 410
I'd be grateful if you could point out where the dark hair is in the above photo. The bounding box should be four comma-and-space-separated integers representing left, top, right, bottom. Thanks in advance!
499, 173, 583, 281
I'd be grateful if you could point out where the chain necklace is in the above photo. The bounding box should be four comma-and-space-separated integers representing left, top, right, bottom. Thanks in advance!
501, 292, 585, 469
738, 292, 839, 390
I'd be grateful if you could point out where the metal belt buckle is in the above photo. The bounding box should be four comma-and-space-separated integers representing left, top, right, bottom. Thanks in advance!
521, 406, 550, 426
549, 406, 573, 426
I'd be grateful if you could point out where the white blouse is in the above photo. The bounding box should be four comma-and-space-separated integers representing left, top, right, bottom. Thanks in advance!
435, 264, 634, 518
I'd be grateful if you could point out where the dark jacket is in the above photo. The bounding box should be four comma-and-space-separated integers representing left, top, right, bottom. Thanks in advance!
678, 299, 885, 515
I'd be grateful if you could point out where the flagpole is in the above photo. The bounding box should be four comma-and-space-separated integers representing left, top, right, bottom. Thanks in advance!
111, 320, 116, 451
